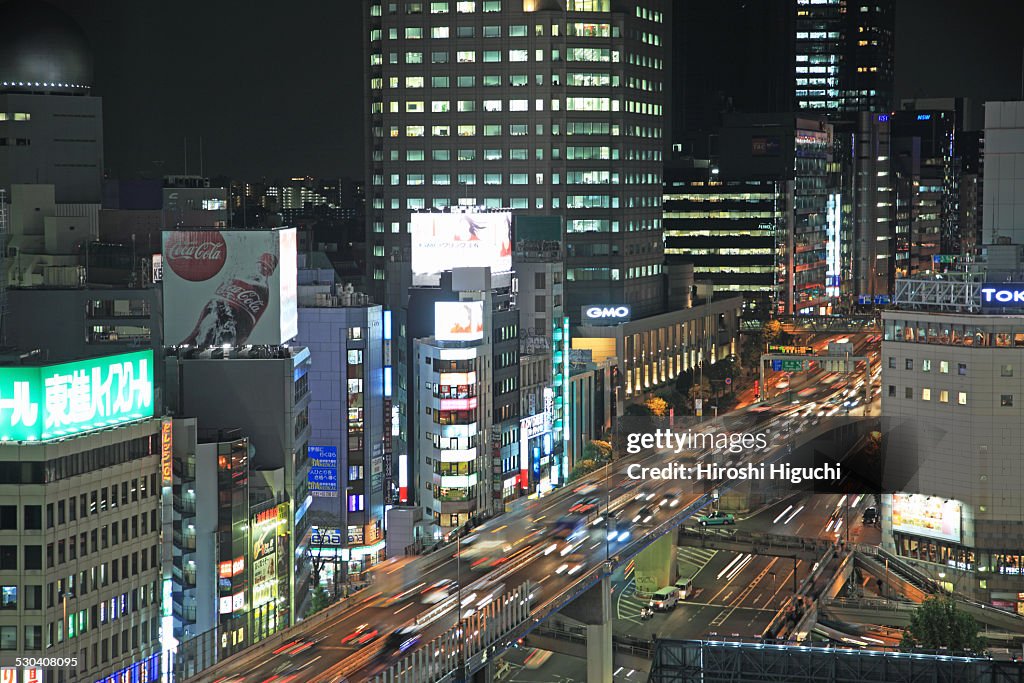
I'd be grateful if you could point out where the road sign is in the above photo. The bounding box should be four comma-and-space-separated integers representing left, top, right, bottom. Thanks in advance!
771, 360, 783, 371
725, 377, 732, 385
781, 359, 805, 371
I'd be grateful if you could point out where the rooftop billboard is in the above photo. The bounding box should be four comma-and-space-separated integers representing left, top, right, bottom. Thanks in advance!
411, 212, 512, 284
162, 228, 298, 347
0, 350, 154, 442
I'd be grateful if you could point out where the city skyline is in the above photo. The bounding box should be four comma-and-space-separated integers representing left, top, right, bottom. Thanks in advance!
41, 0, 1024, 180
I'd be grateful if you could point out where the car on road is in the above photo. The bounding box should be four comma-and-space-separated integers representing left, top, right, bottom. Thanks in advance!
570, 497, 600, 514
632, 507, 655, 525
634, 485, 657, 502
421, 579, 458, 604
862, 507, 879, 525
555, 553, 586, 576
341, 623, 380, 646
698, 511, 735, 526
659, 492, 680, 508
649, 586, 679, 611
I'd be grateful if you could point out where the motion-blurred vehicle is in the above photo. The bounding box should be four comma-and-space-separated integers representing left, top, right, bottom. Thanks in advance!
659, 492, 680, 508
421, 579, 458, 604
862, 507, 878, 525
380, 584, 421, 608
555, 553, 586, 576
632, 507, 655, 524
698, 511, 735, 526
635, 485, 656, 502
570, 497, 600, 514
341, 623, 380, 645
375, 626, 422, 663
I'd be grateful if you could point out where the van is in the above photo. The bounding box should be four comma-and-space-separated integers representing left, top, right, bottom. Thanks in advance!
649, 586, 678, 611
674, 579, 692, 600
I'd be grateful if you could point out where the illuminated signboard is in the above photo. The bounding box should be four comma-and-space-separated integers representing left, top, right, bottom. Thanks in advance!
581, 305, 631, 324
308, 445, 338, 497
162, 228, 298, 346
891, 493, 962, 543
252, 507, 280, 609
981, 283, 1024, 307
160, 418, 173, 485
435, 301, 485, 342
411, 212, 512, 284
0, 350, 154, 442
826, 192, 841, 298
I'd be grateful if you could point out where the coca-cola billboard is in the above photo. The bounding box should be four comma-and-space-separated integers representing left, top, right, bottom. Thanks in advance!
162, 228, 298, 347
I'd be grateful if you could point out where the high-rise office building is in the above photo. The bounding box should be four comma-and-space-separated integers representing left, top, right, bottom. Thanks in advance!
852, 111, 894, 300
794, 0, 894, 116
363, 0, 670, 320
714, 112, 836, 315
891, 110, 954, 277
663, 159, 784, 317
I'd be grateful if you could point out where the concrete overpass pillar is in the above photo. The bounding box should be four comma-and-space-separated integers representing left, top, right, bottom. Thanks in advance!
559, 569, 615, 683
634, 533, 677, 597
585, 576, 613, 683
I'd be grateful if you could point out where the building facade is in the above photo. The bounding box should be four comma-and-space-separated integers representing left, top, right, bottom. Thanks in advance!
296, 287, 387, 581
168, 346, 312, 624
572, 293, 741, 405
0, 349, 161, 683
794, 0, 894, 115
882, 272, 1024, 605
663, 162, 785, 317
981, 101, 1024, 247
414, 292, 493, 539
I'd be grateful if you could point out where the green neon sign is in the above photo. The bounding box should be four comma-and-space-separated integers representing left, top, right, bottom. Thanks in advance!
0, 350, 154, 442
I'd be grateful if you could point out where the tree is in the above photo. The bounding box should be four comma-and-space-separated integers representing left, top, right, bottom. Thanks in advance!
675, 368, 695, 396
568, 458, 602, 482
308, 585, 332, 616
900, 597, 985, 654
739, 333, 762, 372
644, 396, 669, 417
762, 320, 783, 344
624, 402, 654, 417
583, 440, 612, 463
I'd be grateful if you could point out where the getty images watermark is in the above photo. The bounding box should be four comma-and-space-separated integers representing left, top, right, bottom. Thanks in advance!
623, 427, 842, 484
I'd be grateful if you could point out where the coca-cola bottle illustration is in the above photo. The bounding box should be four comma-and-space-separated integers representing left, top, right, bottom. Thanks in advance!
183, 252, 279, 346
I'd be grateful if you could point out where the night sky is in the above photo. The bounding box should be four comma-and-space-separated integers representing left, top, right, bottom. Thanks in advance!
42, 0, 1024, 181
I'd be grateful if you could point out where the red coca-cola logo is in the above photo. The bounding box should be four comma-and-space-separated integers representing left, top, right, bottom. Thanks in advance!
164, 231, 227, 282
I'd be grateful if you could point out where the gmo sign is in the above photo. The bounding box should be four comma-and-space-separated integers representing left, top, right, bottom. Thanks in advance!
981, 284, 1024, 306
582, 305, 631, 324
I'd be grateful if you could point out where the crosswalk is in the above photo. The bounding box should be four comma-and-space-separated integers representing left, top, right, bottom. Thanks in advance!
615, 547, 720, 623
677, 546, 717, 582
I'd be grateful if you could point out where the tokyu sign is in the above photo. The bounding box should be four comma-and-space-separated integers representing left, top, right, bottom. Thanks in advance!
0, 350, 154, 442
582, 305, 631, 324
982, 284, 1024, 306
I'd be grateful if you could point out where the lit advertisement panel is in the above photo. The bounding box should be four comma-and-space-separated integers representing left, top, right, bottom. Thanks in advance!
252, 507, 279, 608
307, 445, 339, 497
0, 350, 154, 442
278, 228, 298, 342
411, 212, 512, 282
435, 301, 484, 341
162, 228, 298, 346
891, 493, 962, 543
